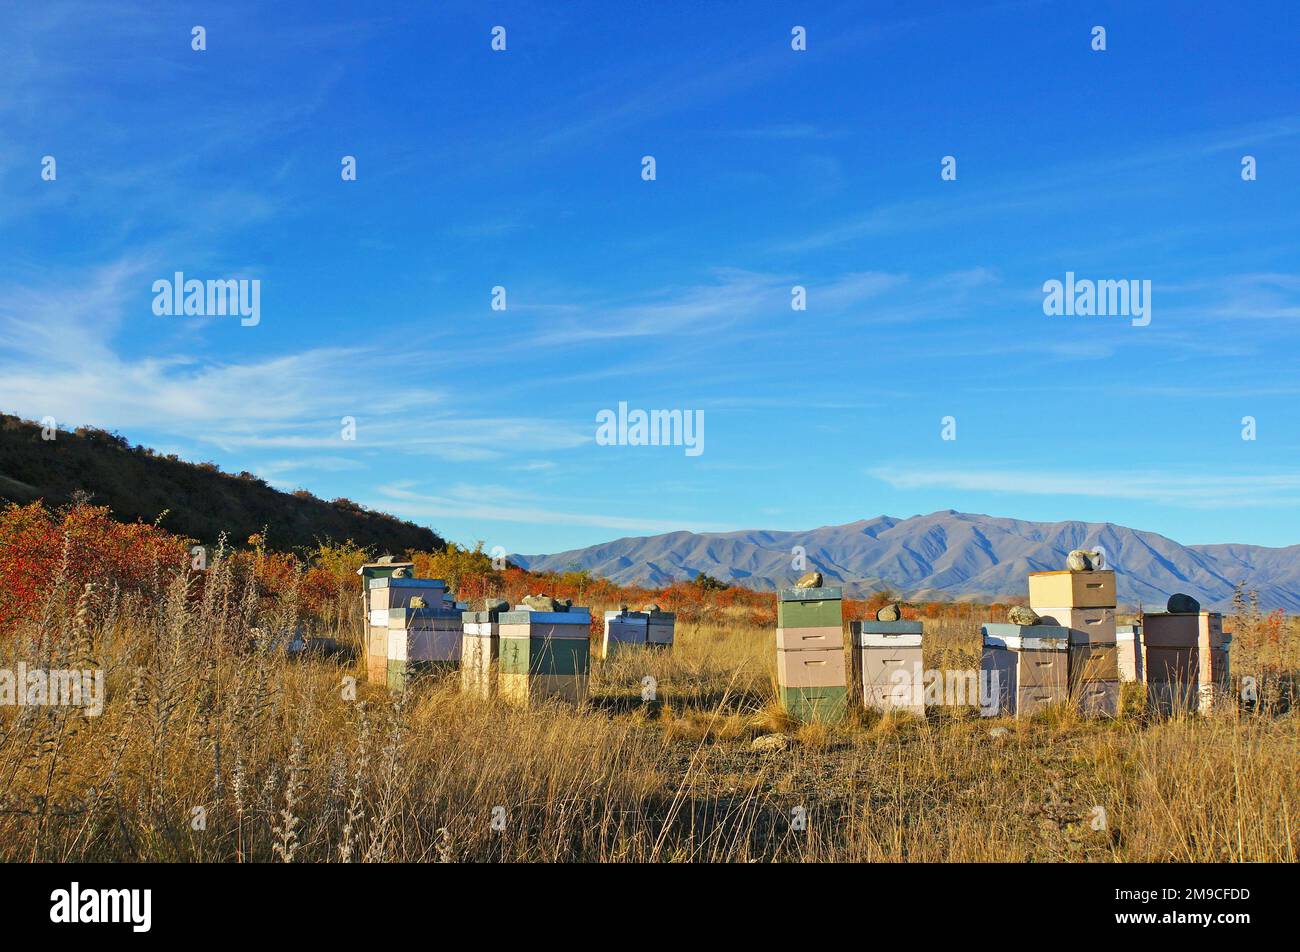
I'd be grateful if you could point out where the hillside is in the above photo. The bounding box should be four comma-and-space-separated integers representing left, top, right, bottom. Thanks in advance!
0, 414, 441, 553
512, 510, 1300, 612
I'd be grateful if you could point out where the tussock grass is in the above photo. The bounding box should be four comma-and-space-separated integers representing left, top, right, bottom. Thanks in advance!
1, 577, 1296, 862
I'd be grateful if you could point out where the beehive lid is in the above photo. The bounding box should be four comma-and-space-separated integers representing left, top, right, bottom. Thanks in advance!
852, 620, 923, 635
605, 610, 649, 622
387, 605, 461, 626
368, 576, 447, 590
500, 609, 593, 626
358, 561, 415, 575
981, 623, 1070, 650
777, 586, 843, 602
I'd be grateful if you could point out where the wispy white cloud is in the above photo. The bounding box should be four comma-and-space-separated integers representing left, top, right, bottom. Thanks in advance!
0, 261, 590, 463
374, 482, 716, 534
868, 466, 1300, 509
782, 115, 1300, 254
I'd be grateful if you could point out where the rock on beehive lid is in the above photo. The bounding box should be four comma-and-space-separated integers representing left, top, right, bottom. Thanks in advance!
795, 571, 823, 588
1066, 549, 1105, 572
1007, 605, 1041, 626
483, 597, 509, 614
1166, 592, 1200, 614
522, 594, 559, 612
875, 602, 902, 622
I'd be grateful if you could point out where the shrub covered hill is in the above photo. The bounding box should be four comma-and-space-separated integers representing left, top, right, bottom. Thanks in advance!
0, 413, 441, 552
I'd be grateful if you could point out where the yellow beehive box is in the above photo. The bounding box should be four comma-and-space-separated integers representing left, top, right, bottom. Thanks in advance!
1027, 570, 1116, 609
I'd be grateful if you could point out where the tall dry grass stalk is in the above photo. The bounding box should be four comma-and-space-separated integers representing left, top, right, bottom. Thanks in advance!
0, 572, 1295, 862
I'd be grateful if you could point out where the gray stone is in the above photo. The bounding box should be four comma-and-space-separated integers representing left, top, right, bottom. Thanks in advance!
1067, 549, 1105, 572
642, 603, 661, 613
751, 733, 792, 753
522, 594, 559, 612
875, 602, 902, 622
795, 571, 824, 589
483, 597, 509, 613
1008, 605, 1041, 626
1166, 593, 1201, 614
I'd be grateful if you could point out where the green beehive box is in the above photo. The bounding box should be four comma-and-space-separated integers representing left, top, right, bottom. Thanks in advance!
776, 595, 843, 629
779, 685, 848, 723
386, 658, 457, 692
499, 636, 591, 677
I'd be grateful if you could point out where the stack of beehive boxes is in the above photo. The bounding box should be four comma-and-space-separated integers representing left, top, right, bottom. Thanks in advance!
1116, 624, 1143, 683
499, 605, 593, 706
1142, 610, 1230, 715
386, 598, 462, 691
461, 600, 507, 699
357, 561, 414, 680
980, 624, 1071, 716
365, 574, 444, 684
1029, 569, 1120, 716
850, 619, 925, 716
602, 609, 648, 658
646, 608, 676, 648
776, 585, 846, 723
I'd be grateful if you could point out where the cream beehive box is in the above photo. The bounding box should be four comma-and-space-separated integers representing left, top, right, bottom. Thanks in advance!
776, 646, 847, 688
1031, 606, 1117, 644
850, 621, 924, 716
776, 625, 843, 651
1116, 624, 1143, 682
368, 576, 447, 614
980, 624, 1070, 717
357, 561, 416, 613
461, 607, 504, 698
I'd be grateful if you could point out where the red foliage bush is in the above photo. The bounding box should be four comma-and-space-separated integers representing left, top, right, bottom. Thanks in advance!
0, 501, 191, 630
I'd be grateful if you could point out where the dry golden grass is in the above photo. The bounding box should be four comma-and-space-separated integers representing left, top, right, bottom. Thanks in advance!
1, 585, 1296, 863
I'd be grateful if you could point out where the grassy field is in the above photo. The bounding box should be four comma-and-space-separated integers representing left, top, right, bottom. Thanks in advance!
2, 578, 1296, 864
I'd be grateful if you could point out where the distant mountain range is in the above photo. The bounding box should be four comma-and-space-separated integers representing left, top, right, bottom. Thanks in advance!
513, 510, 1300, 611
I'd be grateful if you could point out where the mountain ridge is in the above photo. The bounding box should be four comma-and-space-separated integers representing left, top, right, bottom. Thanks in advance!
512, 510, 1300, 611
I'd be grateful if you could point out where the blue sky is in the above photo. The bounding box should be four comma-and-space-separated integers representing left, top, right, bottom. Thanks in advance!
3, 0, 1299, 556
